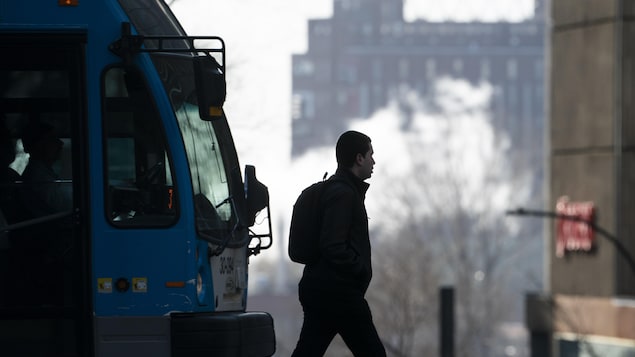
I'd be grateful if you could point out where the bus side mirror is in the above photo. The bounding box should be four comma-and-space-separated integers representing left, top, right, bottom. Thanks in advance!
243, 165, 268, 227
193, 55, 226, 120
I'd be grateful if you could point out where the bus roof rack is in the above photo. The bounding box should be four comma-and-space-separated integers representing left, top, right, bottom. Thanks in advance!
109, 22, 225, 73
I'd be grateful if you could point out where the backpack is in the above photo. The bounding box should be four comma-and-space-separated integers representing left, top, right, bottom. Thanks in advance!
288, 174, 331, 264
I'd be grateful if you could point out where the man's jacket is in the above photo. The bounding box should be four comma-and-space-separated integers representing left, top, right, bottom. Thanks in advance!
300, 168, 373, 294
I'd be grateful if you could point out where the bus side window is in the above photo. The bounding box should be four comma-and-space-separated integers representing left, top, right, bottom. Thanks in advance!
103, 66, 177, 227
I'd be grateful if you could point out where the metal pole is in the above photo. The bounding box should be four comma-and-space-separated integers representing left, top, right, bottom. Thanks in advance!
506, 208, 635, 275
440, 286, 455, 357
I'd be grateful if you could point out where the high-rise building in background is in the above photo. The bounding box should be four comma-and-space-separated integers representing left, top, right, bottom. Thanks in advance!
291, 0, 546, 159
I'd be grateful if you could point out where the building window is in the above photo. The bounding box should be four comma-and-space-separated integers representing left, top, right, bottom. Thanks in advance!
453, 59, 463, 75
292, 91, 315, 120
507, 59, 518, 80
372, 59, 382, 81
359, 83, 369, 118
426, 59, 436, 79
534, 60, 544, 80
337, 90, 348, 105
294, 59, 315, 77
480, 59, 491, 81
399, 59, 409, 80
508, 84, 518, 108
314, 23, 332, 36
338, 62, 357, 83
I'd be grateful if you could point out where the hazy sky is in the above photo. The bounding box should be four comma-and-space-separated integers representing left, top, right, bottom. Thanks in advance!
405, 0, 535, 22
170, 0, 537, 168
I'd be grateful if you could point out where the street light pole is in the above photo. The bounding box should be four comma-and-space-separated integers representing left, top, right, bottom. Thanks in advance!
506, 208, 635, 276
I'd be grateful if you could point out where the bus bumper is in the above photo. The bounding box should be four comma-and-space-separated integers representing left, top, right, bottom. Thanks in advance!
171, 311, 275, 357
94, 311, 275, 357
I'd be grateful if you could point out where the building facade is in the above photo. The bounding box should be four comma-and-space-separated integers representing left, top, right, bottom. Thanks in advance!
291, 0, 546, 158
526, 1, 635, 356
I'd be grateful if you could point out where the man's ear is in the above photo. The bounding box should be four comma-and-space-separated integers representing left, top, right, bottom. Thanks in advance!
354, 153, 364, 166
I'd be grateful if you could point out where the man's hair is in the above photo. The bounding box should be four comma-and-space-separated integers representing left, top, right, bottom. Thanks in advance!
336, 130, 371, 168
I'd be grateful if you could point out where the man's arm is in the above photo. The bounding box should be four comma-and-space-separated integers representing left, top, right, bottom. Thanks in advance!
318, 186, 362, 275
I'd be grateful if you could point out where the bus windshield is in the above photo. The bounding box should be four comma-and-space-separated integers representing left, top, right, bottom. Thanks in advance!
152, 54, 242, 242
118, 0, 185, 37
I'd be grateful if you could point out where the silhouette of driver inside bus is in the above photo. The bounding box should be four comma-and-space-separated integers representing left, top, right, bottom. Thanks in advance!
0, 117, 20, 224
20, 121, 72, 218
0, 116, 19, 253
9, 121, 73, 307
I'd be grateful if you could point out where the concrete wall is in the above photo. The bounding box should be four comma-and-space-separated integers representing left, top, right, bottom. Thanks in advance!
527, 1, 635, 355
618, 11, 635, 297
550, 0, 635, 296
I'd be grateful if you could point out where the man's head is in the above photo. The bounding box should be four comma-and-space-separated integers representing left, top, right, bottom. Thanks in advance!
336, 130, 375, 180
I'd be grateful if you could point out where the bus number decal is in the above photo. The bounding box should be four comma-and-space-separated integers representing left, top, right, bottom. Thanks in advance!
219, 256, 234, 275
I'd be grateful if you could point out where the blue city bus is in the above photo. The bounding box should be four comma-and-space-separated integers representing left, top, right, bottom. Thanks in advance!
0, 0, 275, 355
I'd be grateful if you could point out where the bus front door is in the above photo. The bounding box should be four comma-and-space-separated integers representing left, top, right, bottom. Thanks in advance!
0, 33, 90, 356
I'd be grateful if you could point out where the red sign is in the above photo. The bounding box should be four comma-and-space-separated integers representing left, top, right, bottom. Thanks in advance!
555, 196, 595, 257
